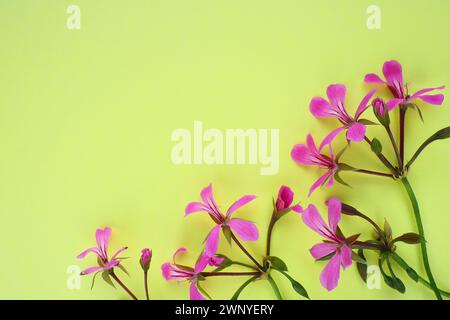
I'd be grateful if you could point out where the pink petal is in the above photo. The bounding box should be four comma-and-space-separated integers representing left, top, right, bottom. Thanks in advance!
340, 246, 353, 270
80, 265, 103, 275
310, 97, 334, 118
306, 134, 319, 154
364, 73, 385, 84
77, 247, 101, 259
226, 195, 257, 218
291, 205, 303, 213
194, 254, 209, 274
326, 197, 342, 233
416, 94, 445, 105
326, 84, 346, 108
110, 246, 128, 261
310, 242, 338, 260
382, 60, 403, 88
185, 202, 208, 216
410, 85, 445, 98
276, 185, 294, 211
205, 225, 222, 257
228, 219, 259, 241
291, 144, 314, 166
386, 98, 405, 110
346, 122, 366, 142
172, 247, 187, 264
308, 171, 333, 197
161, 262, 173, 280
354, 89, 377, 119
96, 227, 111, 257
301, 204, 335, 240
319, 126, 345, 151
189, 282, 206, 300
320, 252, 341, 291
103, 259, 120, 271
200, 183, 217, 208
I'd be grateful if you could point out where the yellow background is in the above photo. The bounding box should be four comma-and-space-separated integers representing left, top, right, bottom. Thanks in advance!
0, 0, 448, 299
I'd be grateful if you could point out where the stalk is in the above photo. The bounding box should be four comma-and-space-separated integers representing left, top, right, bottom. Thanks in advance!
110, 271, 138, 300
230, 232, 264, 271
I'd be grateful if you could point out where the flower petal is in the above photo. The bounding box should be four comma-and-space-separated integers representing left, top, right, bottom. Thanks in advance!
310, 97, 334, 118
340, 246, 353, 269
410, 85, 445, 98
382, 60, 403, 88
354, 89, 377, 119
205, 225, 222, 257
291, 144, 313, 165
226, 195, 256, 218
364, 73, 385, 84
308, 171, 333, 197
96, 227, 111, 257
77, 247, 101, 259
185, 202, 208, 216
326, 84, 346, 108
172, 247, 187, 264
228, 219, 259, 241
110, 246, 128, 261
301, 204, 334, 240
291, 204, 303, 213
320, 252, 341, 291
319, 126, 345, 151
346, 122, 366, 142
276, 185, 294, 211
103, 259, 120, 271
194, 254, 209, 274
326, 197, 342, 233
386, 98, 405, 110
189, 282, 206, 300
310, 242, 338, 260
415, 94, 445, 105
80, 265, 103, 275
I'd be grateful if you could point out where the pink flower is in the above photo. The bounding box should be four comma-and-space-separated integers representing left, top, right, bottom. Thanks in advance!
372, 97, 387, 117
275, 185, 303, 213
140, 248, 152, 272
185, 184, 259, 257
365, 60, 445, 110
77, 227, 127, 275
291, 134, 338, 196
310, 84, 376, 147
162, 248, 220, 300
301, 198, 358, 291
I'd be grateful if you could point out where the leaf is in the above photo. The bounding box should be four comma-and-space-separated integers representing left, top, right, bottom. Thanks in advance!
338, 163, 356, 171
406, 126, 450, 169
359, 119, 379, 126
341, 203, 363, 216
381, 257, 406, 294
101, 271, 115, 289
351, 251, 366, 264
384, 219, 393, 242
335, 145, 349, 162
116, 264, 129, 276
370, 138, 383, 154
392, 232, 424, 245
390, 253, 419, 282
356, 250, 367, 283
222, 226, 233, 246
267, 256, 288, 272
90, 271, 101, 290
267, 274, 283, 300
196, 281, 212, 300
231, 276, 258, 300
334, 171, 351, 187
275, 269, 309, 299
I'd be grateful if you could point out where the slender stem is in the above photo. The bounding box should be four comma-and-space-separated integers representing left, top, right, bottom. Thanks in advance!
364, 136, 398, 174
201, 271, 260, 277
230, 232, 264, 271
231, 261, 259, 271
266, 214, 277, 257
144, 271, 150, 300
110, 272, 138, 300
401, 178, 442, 300
385, 125, 403, 169
352, 213, 386, 243
354, 168, 394, 178
399, 107, 406, 165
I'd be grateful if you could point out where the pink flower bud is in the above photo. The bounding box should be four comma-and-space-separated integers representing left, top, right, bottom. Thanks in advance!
140, 248, 152, 272
372, 97, 387, 117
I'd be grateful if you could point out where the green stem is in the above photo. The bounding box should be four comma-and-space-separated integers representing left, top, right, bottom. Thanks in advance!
266, 214, 277, 257
364, 136, 398, 175
401, 177, 442, 300
201, 271, 260, 277
385, 125, 403, 169
144, 271, 150, 300
230, 232, 264, 271
110, 272, 138, 300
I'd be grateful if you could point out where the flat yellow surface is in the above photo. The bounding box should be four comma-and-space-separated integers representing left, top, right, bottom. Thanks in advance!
0, 0, 448, 299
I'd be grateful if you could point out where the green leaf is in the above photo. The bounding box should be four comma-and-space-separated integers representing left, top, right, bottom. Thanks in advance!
267, 274, 283, 300
101, 271, 115, 289
356, 250, 367, 283
380, 257, 405, 293
196, 281, 212, 300
390, 253, 419, 282
231, 276, 258, 300
370, 138, 383, 155
392, 232, 424, 245
116, 264, 129, 276
275, 269, 309, 299
90, 271, 101, 290
222, 226, 233, 246
334, 171, 351, 187
384, 219, 393, 242
338, 163, 356, 171
359, 119, 379, 126
406, 126, 450, 169
341, 203, 363, 216
267, 256, 288, 272
351, 251, 367, 264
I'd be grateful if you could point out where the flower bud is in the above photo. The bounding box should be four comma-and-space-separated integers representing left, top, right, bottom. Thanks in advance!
372, 97, 390, 126
140, 248, 152, 272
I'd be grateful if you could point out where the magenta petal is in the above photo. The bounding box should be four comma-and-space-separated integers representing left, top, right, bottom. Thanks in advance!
310, 242, 338, 260
326, 197, 342, 233
228, 219, 259, 241
291, 144, 313, 166
416, 94, 445, 105
205, 225, 222, 257
291, 204, 303, 213
354, 89, 377, 119
364, 73, 385, 84
308, 171, 332, 197
189, 282, 206, 300
346, 122, 366, 142
382, 60, 403, 88
81, 265, 103, 275
226, 195, 256, 218
103, 259, 120, 271
161, 263, 172, 280
301, 204, 333, 240
319, 126, 345, 151
320, 252, 341, 291
172, 247, 187, 264
326, 84, 346, 108
200, 183, 216, 206
185, 202, 208, 216
77, 247, 101, 259
386, 98, 405, 110
194, 254, 209, 274
340, 246, 353, 270
110, 246, 128, 261
96, 227, 111, 256
410, 85, 445, 98
310, 97, 334, 118
276, 185, 294, 211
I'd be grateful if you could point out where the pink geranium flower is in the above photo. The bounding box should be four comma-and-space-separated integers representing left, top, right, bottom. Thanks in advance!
275, 185, 303, 213
185, 184, 259, 257
77, 227, 127, 275
291, 134, 338, 196
365, 60, 445, 110
310, 84, 376, 147
301, 198, 358, 291
162, 248, 222, 300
